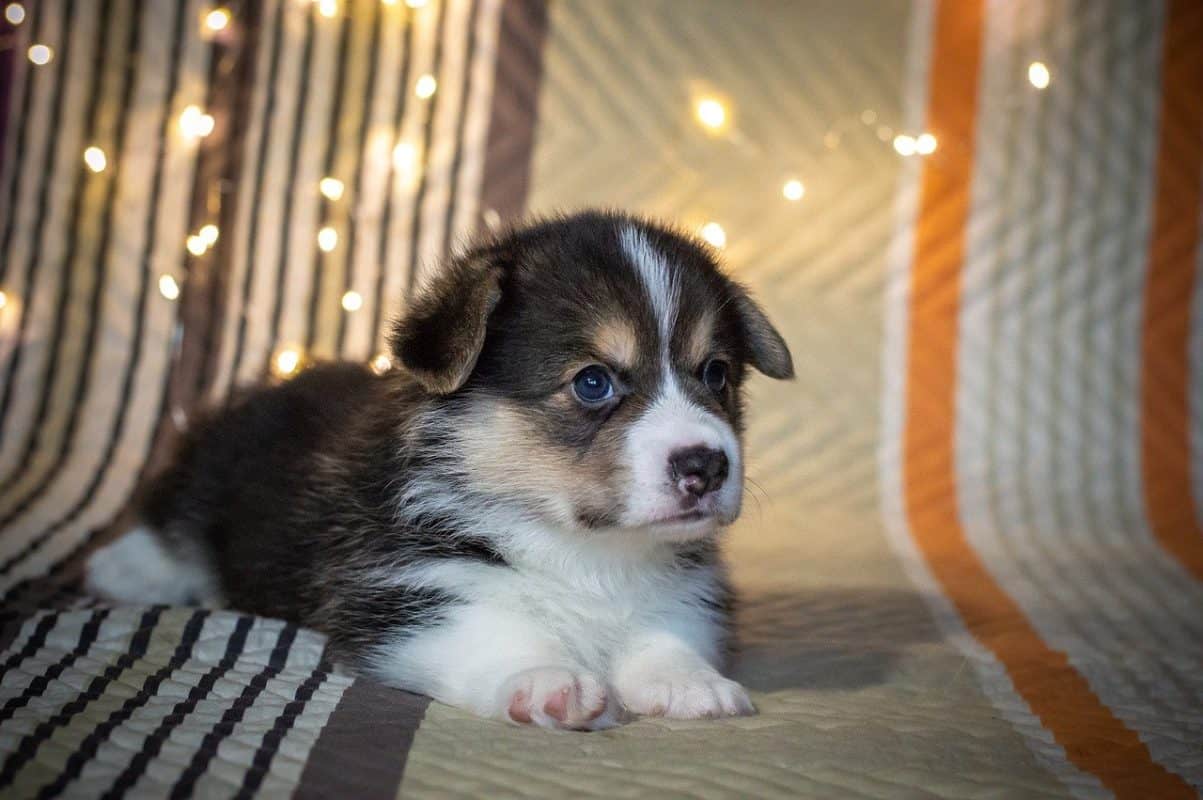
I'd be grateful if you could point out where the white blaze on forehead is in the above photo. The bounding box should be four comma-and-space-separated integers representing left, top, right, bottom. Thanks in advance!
620, 225, 679, 350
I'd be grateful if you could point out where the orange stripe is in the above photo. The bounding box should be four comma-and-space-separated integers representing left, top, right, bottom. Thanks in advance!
902, 2, 1194, 797
1140, 0, 1203, 582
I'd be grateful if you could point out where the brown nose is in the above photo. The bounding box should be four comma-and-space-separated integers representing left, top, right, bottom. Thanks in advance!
668, 446, 729, 498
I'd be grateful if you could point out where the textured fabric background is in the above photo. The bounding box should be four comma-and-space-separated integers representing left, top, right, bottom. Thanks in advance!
1, 0, 1201, 797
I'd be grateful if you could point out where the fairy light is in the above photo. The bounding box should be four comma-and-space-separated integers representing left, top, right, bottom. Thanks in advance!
179, 105, 215, 139
317, 0, 338, 18
273, 346, 302, 378
158, 274, 181, 300
186, 235, 207, 256
5, 3, 25, 24
199, 224, 220, 246
876, 125, 893, 142
370, 352, 393, 374
28, 44, 52, 65
915, 133, 938, 155
204, 7, 230, 31
892, 134, 917, 156
414, 74, 437, 99
699, 222, 727, 249
319, 177, 345, 200
1028, 61, 1051, 89
341, 290, 363, 312
695, 97, 726, 131
392, 141, 417, 171
860, 109, 877, 125
782, 179, 805, 202
83, 146, 107, 173
317, 226, 339, 252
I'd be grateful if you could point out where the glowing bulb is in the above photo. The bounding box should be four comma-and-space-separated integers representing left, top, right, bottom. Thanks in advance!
699, 222, 727, 249
179, 105, 215, 139
27, 44, 52, 65
414, 74, 437, 99
860, 109, 877, 125
782, 179, 805, 202
317, 0, 338, 18
83, 146, 107, 173
0, 290, 7, 309
876, 125, 893, 142
204, 8, 230, 31
695, 98, 726, 130
199, 224, 219, 246
341, 290, 363, 312
370, 352, 393, 374
405, 0, 428, 7
915, 133, 937, 155
1028, 61, 1051, 89
273, 346, 301, 377
893, 134, 917, 156
319, 177, 345, 200
186, 235, 207, 256
159, 274, 181, 300
5, 3, 25, 24
392, 141, 417, 170
317, 227, 339, 252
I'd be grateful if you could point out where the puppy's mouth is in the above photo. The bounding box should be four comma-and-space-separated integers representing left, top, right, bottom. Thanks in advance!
648, 510, 711, 526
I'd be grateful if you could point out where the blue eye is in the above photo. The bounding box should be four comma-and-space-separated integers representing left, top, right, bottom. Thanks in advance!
572, 365, 614, 404
701, 359, 728, 392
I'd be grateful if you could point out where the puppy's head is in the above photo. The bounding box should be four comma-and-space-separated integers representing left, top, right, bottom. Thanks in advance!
392, 212, 793, 542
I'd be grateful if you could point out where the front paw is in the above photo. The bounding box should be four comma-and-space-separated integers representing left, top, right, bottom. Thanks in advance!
498, 667, 615, 730
618, 670, 755, 719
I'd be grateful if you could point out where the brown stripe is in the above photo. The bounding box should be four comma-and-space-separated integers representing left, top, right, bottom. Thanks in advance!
902, 1, 1195, 797
1140, 0, 1203, 582
295, 679, 430, 799
476, 0, 548, 230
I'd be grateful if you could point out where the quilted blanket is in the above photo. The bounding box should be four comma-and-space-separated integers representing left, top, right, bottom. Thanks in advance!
2, 0, 1202, 797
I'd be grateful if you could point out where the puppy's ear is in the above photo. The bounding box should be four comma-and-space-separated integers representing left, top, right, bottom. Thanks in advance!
732, 287, 794, 380
390, 252, 503, 395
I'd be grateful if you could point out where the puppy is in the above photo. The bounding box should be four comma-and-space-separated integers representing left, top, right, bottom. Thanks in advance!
86, 211, 794, 729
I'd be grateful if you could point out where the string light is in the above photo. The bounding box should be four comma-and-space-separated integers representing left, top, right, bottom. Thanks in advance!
414, 74, 437, 99
341, 290, 363, 312
186, 235, 208, 256
915, 133, 937, 155
5, 3, 25, 25
179, 105, 215, 139
158, 274, 181, 300
317, 0, 338, 18
199, 224, 220, 246
782, 179, 805, 202
860, 109, 877, 125
317, 226, 339, 252
83, 146, 107, 173
27, 44, 52, 65
876, 125, 893, 142
273, 346, 302, 378
1028, 61, 1051, 89
319, 177, 345, 200
204, 7, 230, 31
392, 141, 417, 171
370, 352, 393, 375
699, 222, 727, 249
695, 97, 727, 131
892, 134, 917, 156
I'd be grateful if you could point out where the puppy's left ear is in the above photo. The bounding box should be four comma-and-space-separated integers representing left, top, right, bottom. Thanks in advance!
732, 287, 794, 380
390, 252, 503, 395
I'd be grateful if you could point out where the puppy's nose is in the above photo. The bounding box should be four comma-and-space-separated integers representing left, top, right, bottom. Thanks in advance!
668, 446, 729, 498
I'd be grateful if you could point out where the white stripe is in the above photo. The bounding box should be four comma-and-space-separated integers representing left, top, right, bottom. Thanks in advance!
620, 225, 678, 350
448, 0, 504, 252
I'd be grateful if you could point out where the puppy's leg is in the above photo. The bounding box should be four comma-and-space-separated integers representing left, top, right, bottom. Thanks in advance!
369, 602, 616, 730
612, 613, 754, 720
85, 526, 222, 606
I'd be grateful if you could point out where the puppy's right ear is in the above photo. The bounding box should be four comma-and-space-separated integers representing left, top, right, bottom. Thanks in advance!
389, 252, 503, 395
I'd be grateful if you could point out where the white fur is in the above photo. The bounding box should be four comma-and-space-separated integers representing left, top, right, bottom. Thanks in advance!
85, 527, 223, 606
620, 226, 679, 343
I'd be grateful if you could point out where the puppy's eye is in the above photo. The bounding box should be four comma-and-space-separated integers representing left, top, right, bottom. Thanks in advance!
701, 359, 728, 393
572, 365, 614, 405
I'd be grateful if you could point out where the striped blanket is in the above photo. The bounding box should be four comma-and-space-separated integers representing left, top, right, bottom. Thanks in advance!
2, 0, 1202, 797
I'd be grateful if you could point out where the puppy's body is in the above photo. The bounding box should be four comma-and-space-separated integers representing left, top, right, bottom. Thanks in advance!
87, 212, 793, 728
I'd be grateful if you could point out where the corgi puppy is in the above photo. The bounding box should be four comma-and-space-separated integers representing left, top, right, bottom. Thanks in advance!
87, 211, 794, 729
